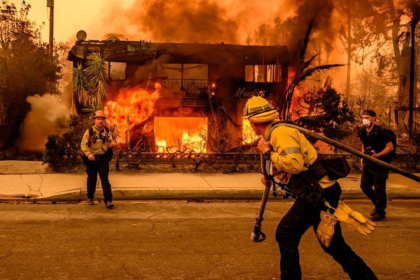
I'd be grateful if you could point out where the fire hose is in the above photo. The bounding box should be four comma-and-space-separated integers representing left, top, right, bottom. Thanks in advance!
251, 123, 420, 243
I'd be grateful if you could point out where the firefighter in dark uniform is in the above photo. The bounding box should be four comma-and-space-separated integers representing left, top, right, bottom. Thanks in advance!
81, 110, 116, 209
243, 96, 378, 280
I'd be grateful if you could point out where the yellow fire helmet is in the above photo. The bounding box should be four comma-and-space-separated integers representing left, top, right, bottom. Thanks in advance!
243, 96, 279, 123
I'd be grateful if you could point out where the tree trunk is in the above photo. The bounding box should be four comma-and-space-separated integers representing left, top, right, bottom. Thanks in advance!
346, 10, 352, 102
408, 19, 417, 142
388, 0, 403, 74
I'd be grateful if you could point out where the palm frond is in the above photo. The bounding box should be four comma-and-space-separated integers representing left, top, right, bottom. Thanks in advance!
299, 17, 316, 65
83, 53, 109, 106
303, 53, 320, 70
80, 104, 104, 114
73, 63, 89, 105
295, 64, 344, 86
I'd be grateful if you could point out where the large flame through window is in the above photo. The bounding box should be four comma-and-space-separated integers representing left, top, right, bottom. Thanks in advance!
104, 84, 161, 143
154, 117, 207, 153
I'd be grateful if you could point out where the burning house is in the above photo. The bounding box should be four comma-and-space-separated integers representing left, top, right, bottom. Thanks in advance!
68, 34, 289, 154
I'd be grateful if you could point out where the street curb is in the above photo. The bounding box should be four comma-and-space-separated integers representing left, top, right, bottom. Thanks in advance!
340, 188, 420, 200
4, 188, 418, 202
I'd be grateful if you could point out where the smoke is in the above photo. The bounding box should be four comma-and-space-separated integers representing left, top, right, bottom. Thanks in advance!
16, 48, 76, 153
249, 0, 351, 92
17, 94, 70, 152
90, 0, 290, 44
250, 1, 337, 59
136, 0, 240, 43
93, 0, 344, 69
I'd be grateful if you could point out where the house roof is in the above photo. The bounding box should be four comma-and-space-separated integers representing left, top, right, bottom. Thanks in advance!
68, 40, 289, 65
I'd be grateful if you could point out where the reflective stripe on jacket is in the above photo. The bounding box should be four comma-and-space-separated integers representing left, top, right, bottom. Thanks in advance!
264, 122, 335, 188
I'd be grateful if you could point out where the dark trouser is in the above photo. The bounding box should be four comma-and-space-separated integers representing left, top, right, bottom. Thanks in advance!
275, 183, 377, 280
85, 155, 113, 203
360, 168, 388, 217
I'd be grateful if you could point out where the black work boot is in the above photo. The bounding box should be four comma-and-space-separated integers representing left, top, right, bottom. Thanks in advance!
370, 207, 376, 217
105, 201, 114, 209
371, 213, 386, 222
88, 199, 95, 206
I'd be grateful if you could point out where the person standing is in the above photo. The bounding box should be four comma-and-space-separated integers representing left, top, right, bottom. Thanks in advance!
244, 96, 377, 280
81, 110, 116, 209
359, 110, 394, 221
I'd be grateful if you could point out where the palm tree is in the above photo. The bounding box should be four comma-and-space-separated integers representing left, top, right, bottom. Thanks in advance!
84, 53, 109, 106
72, 53, 109, 108
281, 18, 344, 120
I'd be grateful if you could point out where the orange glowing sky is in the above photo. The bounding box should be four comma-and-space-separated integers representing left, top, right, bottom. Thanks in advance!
20, 0, 288, 44
22, 0, 137, 43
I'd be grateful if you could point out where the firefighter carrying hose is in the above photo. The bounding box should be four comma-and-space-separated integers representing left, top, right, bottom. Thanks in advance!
244, 96, 378, 280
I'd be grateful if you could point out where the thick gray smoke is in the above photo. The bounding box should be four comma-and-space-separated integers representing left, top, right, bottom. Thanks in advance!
17, 57, 75, 153
17, 94, 70, 152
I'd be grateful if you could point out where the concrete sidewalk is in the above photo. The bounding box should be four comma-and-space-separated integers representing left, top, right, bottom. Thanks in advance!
0, 161, 419, 201
0, 161, 420, 201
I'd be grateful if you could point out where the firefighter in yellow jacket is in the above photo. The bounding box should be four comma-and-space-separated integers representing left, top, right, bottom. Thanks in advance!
81, 110, 116, 209
244, 96, 377, 280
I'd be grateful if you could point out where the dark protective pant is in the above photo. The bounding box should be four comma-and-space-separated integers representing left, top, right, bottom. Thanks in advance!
360, 168, 388, 217
85, 155, 113, 203
275, 183, 377, 280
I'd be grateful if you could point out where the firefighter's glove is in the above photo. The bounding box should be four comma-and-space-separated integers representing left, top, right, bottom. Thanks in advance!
317, 211, 337, 248
260, 177, 272, 188
275, 171, 292, 184
333, 202, 376, 236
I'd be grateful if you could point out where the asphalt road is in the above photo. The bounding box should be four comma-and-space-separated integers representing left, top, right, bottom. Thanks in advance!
0, 200, 419, 280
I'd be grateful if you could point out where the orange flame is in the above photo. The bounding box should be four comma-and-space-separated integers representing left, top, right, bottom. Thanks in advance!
242, 119, 258, 144
104, 83, 161, 142
154, 117, 207, 153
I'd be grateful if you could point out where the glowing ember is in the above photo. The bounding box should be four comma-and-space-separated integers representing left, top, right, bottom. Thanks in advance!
105, 83, 161, 142
154, 117, 207, 153
242, 119, 258, 144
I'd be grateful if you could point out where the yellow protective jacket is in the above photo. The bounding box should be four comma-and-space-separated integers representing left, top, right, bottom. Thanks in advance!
264, 122, 335, 188
81, 126, 112, 156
